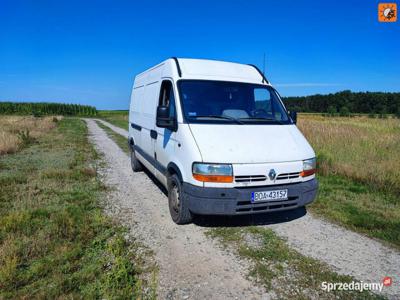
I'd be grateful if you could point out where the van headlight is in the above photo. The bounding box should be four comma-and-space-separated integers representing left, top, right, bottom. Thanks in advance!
301, 158, 316, 177
192, 163, 233, 183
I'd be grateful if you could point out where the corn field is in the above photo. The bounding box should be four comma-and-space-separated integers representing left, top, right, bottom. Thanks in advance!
0, 102, 97, 116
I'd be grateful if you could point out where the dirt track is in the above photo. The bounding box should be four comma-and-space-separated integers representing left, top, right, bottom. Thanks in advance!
88, 119, 400, 299
88, 119, 269, 299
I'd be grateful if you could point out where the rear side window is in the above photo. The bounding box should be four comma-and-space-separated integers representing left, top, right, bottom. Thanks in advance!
159, 81, 176, 118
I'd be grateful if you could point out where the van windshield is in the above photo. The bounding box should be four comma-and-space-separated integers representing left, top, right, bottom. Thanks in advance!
178, 80, 291, 125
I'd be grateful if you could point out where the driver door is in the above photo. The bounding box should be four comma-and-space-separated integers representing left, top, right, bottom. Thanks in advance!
154, 80, 177, 185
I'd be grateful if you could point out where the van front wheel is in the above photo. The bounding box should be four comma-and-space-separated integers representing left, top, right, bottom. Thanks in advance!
130, 148, 143, 172
168, 174, 193, 224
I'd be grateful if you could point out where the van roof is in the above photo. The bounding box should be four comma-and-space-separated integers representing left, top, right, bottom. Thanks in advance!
135, 58, 270, 85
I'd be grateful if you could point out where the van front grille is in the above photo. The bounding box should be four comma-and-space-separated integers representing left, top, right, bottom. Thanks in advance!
276, 172, 300, 180
235, 175, 267, 183
235, 196, 299, 213
235, 172, 300, 183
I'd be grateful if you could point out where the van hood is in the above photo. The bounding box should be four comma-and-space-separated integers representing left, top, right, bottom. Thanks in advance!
188, 124, 315, 164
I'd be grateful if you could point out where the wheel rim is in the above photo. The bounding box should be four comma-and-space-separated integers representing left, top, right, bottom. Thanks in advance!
170, 182, 180, 213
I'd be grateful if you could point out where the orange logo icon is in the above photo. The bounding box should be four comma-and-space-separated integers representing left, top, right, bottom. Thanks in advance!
378, 3, 397, 22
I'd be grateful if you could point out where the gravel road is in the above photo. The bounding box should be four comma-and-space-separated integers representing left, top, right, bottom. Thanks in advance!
88, 119, 399, 299
87, 119, 269, 300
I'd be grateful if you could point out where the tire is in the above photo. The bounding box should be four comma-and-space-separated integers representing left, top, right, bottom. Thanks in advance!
168, 174, 193, 224
130, 148, 143, 172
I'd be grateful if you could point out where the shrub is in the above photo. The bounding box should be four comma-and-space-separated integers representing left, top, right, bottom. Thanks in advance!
339, 106, 350, 117
327, 106, 337, 117
17, 130, 34, 146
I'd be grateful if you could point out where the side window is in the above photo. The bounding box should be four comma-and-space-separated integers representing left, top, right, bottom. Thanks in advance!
254, 88, 271, 112
158, 80, 176, 118
271, 93, 288, 121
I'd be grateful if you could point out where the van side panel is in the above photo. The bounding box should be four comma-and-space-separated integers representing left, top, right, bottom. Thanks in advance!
129, 85, 144, 146
141, 82, 159, 128
138, 82, 159, 173
129, 64, 165, 176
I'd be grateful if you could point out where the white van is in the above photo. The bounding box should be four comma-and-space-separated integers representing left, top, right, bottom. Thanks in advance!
128, 58, 318, 224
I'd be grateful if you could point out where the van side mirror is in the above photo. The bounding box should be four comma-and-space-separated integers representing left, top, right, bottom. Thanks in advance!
156, 106, 177, 131
290, 111, 297, 124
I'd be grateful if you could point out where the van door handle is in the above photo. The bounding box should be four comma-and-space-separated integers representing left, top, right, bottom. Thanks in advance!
150, 130, 157, 139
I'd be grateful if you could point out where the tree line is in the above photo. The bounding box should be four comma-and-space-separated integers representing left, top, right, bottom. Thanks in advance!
283, 91, 400, 116
0, 102, 97, 116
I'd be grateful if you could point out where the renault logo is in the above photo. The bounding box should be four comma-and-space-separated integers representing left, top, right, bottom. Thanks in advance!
268, 169, 276, 180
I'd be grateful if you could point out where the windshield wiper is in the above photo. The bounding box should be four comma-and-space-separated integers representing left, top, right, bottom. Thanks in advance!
190, 115, 244, 124
239, 117, 285, 124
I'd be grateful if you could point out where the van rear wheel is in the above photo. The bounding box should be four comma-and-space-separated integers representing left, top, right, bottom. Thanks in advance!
168, 174, 192, 224
130, 148, 143, 172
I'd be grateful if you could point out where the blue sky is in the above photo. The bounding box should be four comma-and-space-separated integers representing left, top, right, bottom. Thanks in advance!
0, 0, 399, 110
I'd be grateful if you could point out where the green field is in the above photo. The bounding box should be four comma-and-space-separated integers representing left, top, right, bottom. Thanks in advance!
98, 110, 129, 129
98, 111, 400, 248
298, 115, 400, 195
0, 117, 155, 298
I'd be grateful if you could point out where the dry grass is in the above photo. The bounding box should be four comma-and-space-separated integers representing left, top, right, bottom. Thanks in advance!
298, 115, 400, 194
0, 116, 62, 155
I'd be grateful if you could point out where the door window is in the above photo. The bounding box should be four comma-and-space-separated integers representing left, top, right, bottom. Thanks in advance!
159, 81, 176, 118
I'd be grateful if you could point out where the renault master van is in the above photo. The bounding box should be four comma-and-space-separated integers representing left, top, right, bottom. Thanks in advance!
128, 58, 318, 224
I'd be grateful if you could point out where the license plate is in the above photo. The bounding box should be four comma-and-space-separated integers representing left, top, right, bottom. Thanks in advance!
251, 189, 288, 203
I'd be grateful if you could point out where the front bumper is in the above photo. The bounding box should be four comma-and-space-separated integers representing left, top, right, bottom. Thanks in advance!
182, 178, 318, 215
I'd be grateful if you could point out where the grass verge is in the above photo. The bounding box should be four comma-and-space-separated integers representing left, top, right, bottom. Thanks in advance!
0, 118, 156, 299
310, 175, 400, 248
207, 227, 385, 299
96, 121, 129, 155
